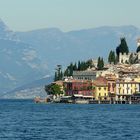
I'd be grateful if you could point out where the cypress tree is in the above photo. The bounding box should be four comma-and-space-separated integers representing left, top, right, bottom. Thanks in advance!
108, 50, 112, 64
112, 51, 116, 64
69, 63, 73, 76
54, 65, 63, 81
86, 59, 93, 68
120, 38, 129, 54
73, 62, 77, 70
97, 57, 101, 70
116, 46, 120, 57
60, 71, 63, 80
54, 72, 57, 81
78, 61, 81, 70
97, 57, 104, 70
101, 58, 104, 69
136, 46, 140, 53
116, 37, 129, 56
64, 69, 68, 76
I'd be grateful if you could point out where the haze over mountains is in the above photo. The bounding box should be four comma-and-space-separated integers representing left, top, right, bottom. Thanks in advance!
17, 25, 140, 71
0, 20, 48, 94
0, 19, 140, 98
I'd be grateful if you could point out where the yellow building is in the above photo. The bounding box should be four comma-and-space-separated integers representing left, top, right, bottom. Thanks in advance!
134, 77, 140, 83
116, 79, 139, 101
93, 76, 108, 101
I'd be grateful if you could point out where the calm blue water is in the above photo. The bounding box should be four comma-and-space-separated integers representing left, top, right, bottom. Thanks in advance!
0, 100, 140, 140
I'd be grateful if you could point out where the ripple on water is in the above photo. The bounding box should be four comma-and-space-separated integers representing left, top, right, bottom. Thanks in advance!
0, 100, 140, 140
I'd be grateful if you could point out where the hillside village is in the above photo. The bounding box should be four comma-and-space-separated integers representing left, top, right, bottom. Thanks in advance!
41, 38, 140, 104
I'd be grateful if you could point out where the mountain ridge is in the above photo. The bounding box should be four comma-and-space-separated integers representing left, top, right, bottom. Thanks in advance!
0, 20, 49, 94
1, 19, 140, 98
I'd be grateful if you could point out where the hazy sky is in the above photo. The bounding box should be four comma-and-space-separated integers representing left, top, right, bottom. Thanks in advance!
0, 0, 140, 31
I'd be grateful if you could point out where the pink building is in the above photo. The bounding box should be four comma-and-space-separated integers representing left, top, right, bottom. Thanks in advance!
64, 79, 94, 97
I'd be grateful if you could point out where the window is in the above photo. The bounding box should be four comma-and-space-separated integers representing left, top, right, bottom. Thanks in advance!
104, 87, 106, 90
98, 87, 101, 90
99, 93, 101, 96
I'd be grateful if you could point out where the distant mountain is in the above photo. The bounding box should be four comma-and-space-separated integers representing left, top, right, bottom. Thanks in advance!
1, 76, 53, 99
0, 20, 48, 93
17, 25, 140, 72
1, 18, 140, 98
0, 19, 18, 41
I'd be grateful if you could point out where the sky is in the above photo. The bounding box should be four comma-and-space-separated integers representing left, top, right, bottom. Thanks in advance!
0, 0, 140, 32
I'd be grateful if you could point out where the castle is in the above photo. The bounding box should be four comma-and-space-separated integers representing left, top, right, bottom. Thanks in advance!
119, 39, 140, 64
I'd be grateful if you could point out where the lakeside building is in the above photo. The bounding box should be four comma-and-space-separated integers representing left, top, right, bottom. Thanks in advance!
50, 66, 140, 103
116, 79, 140, 101
105, 74, 117, 103
93, 76, 109, 101
73, 69, 109, 80
73, 70, 96, 80
63, 79, 94, 99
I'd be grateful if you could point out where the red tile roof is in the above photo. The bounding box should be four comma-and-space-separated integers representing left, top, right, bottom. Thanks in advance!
93, 76, 107, 86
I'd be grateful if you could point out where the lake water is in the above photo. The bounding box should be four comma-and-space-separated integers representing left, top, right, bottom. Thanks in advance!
0, 100, 140, 140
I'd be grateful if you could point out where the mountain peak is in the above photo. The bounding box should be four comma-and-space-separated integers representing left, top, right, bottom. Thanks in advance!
0, 18, 9, 31
0, 19, 19, 41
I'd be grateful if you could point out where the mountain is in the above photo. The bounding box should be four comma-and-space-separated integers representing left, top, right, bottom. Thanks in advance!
1, 19, 140, 98
17, 25, 140, 72
0, 20, 48, 94
1, 76, 53, 99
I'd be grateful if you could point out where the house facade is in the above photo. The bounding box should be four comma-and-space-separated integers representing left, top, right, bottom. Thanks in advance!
73, 70, 96, 80
63, 79, 94, 98
116, 80, 139, 101
93, 76, 109, 101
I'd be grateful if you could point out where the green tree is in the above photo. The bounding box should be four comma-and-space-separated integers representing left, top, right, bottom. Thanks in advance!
100, 58, 104, 69
116, 37, 129, 57
63, 59, 95, 77
97, 57, 104, 70
69, 63, 74, 76
97, 57, 101, 70
86, 59, 93, 68
60, 71, 63, 80
73, 62, 77, 70
108, 50, 112, 64
112, 51, 116, 64
78, 61, 81, 70
54, 65, 63, 81
64, 69, 68, 76
136, 46, 140, 53
54, 72, 58, 81
45, 84, 63, 95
